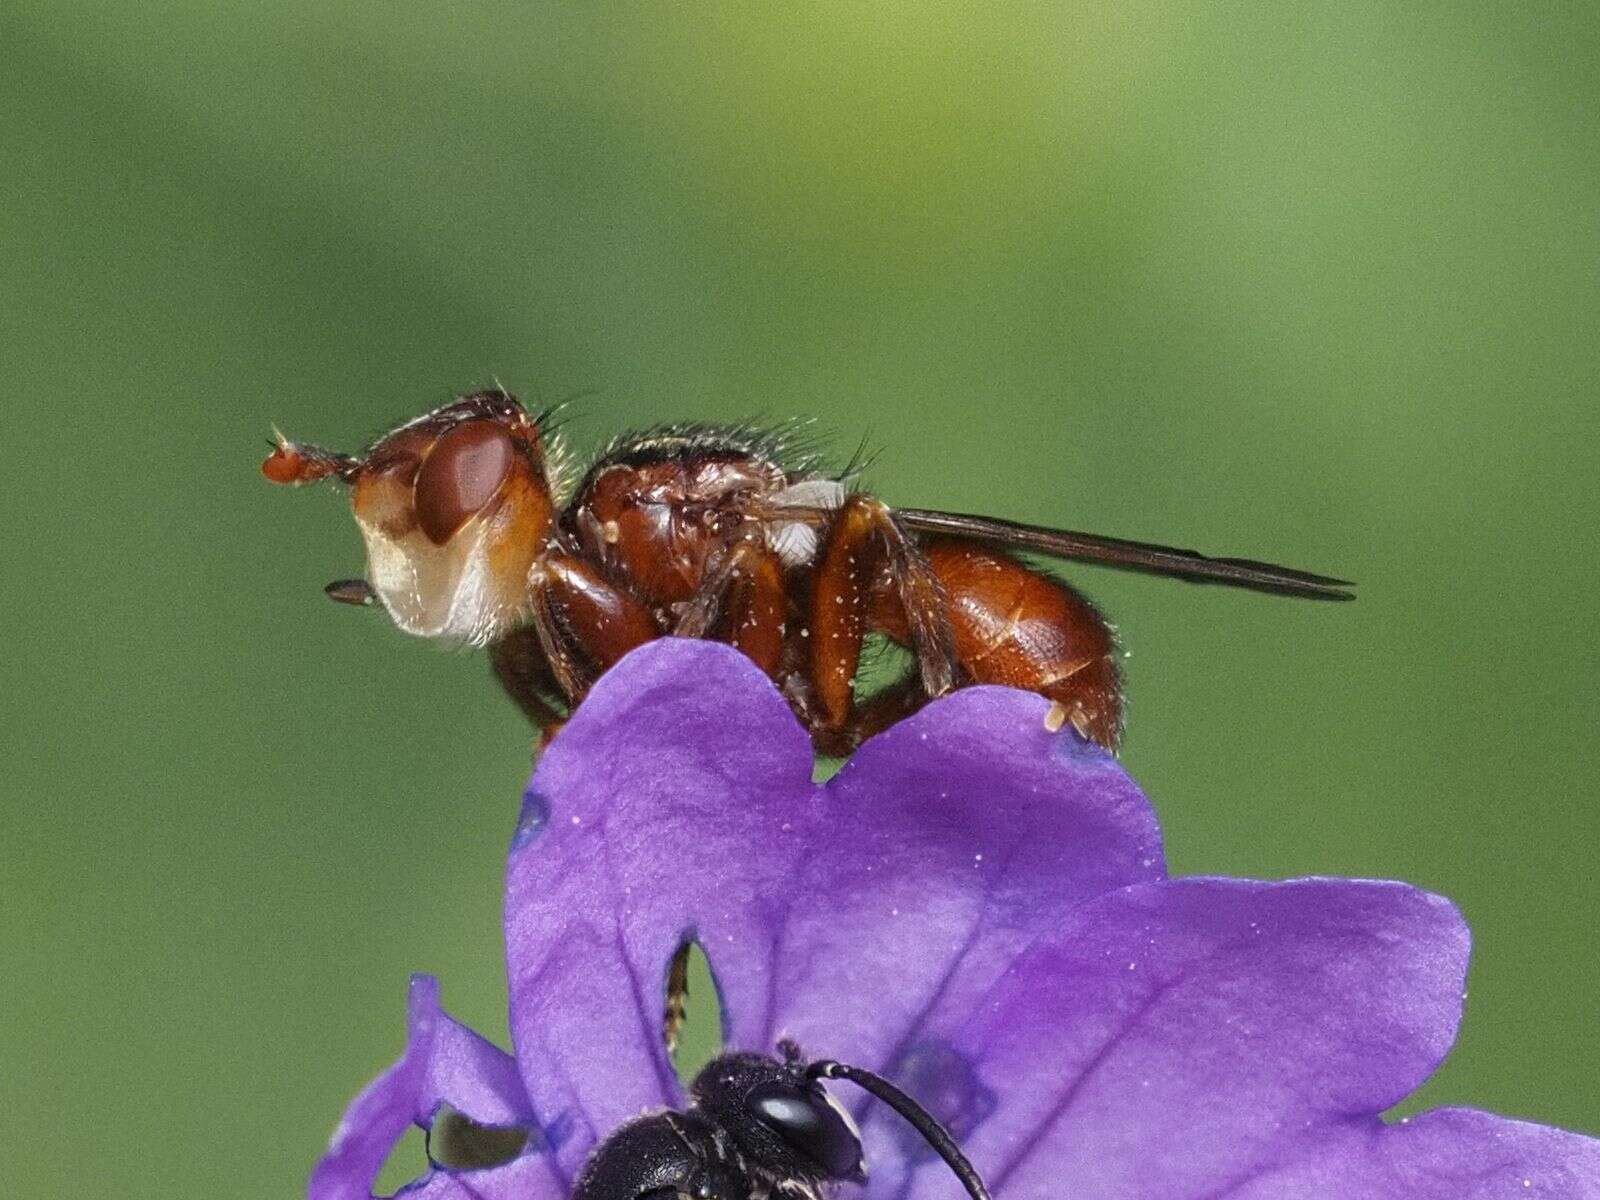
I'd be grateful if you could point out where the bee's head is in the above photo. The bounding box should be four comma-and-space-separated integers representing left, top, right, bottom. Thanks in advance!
690, 1051, 865, 1186
570, 1049, 991, 1200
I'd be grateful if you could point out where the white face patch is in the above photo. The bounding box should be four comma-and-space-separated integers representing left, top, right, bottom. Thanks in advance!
764, 479, 848, 567
357, 507, 523, 646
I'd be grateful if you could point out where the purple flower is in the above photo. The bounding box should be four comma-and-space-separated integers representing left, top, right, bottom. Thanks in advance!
311, 640, 1600, 1200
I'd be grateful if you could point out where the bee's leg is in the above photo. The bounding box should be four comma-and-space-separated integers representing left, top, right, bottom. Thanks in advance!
670, 532, 787, 678
808, 494, 957, 737
488, 627, 570, 744
525, 553, 661, 705
664, 941, 692, 1057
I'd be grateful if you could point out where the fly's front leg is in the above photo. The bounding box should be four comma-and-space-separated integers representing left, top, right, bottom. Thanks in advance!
487, 627, 570, 746
526, 552, 661, 704
671, 531, 787, 678
808, 494, 957, 735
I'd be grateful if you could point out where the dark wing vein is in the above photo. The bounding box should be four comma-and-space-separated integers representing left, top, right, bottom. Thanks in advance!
894, 508, 1354, 600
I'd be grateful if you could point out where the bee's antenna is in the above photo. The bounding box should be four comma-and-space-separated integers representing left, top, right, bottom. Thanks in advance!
806, 1060, 992, 1200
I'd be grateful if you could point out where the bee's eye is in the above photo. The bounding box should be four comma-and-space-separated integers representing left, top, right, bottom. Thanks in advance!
747, 1082, 863, 1180
413, 419, 516, 544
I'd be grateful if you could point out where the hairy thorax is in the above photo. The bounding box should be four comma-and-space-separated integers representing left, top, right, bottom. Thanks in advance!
564, 431, 835, 614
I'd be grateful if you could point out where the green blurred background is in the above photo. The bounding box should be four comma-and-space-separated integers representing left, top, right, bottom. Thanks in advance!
3, 2, 1596, 1196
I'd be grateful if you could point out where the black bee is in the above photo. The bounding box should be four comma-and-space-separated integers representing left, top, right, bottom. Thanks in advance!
572, 1044, 991, 1200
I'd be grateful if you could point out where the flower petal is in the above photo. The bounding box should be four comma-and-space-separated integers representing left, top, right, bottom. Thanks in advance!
760, 683, 1165, 1072
376, 1156, 562, 1200
875, 877, 1475, 1200
504, 639, 1163, 1176
309, 975, 560, 1200
503, 641, 816, 1166
1236, 1108, 1600, 1197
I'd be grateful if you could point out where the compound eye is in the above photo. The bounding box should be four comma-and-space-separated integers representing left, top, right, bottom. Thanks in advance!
413, 418, 516, 545
748, 1081, 863, 1180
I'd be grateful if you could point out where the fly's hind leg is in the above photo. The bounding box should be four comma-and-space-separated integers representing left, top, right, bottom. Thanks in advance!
807, 494, 957, 740
811, 671, 928, 758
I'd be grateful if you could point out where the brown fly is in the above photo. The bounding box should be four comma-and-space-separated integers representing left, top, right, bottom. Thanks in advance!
262, 388, 1350, 754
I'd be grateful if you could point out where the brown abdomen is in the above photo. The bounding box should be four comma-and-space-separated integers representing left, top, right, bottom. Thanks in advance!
875, 538, 1124, 749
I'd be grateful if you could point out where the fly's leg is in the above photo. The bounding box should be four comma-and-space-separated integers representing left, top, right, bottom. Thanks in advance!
811, 672, 928, 758
525, 553, 661, 704
488, 627, 570, 746
807, 494, 957, 738
671, 532, 788, 678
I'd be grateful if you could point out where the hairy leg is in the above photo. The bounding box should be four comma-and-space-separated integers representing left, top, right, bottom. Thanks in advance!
670, 531, 788, 678
808, 494, 957, 737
